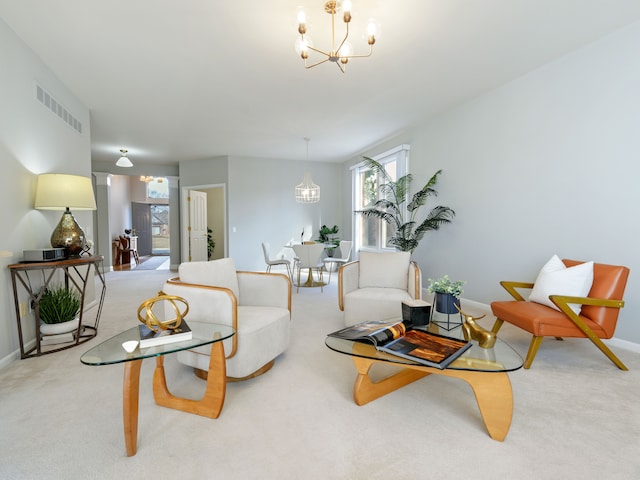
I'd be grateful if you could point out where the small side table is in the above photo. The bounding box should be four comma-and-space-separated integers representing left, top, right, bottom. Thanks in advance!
81, 323, 235, 456
8, 255, 106, 358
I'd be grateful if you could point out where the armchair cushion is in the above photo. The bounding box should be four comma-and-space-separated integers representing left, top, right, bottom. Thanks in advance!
528, 254, 593, 314
358, 251, 410, 290
178, 258, 240, 302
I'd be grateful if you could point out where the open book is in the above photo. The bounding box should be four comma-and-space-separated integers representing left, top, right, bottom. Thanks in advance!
328, 319, 471, 369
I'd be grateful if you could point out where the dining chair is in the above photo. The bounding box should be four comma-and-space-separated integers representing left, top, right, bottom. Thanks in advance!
292, 243, 326, 293
261, 242, 292, 280
323, 240, 352, 285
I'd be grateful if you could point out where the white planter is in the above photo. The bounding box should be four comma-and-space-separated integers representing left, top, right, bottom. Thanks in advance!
40, 317, 80, 336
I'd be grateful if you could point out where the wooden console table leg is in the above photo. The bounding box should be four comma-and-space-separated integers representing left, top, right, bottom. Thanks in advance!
352, 356, 430, 406
123, 359, 143, 457
152, 340, 227, 418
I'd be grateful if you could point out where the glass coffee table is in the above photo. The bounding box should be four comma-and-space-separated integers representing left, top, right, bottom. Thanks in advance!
81, 322, 235, 456
325, 322, 523, 441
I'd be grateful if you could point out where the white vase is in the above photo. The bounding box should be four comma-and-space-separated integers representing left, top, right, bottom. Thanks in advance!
40, 317, 80, 336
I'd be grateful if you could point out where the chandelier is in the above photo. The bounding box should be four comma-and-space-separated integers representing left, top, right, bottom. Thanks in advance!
295, 138, 320, 203
140, 176, 163, 183
295, 1, 377, 73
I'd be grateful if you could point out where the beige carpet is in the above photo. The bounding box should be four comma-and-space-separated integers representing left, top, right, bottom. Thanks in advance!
1, 267, 639, 479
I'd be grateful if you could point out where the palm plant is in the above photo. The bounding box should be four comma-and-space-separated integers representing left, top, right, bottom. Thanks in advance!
354, 157, 455, 253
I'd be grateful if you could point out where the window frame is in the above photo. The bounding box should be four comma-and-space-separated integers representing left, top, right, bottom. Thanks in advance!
351, 144, 410, 255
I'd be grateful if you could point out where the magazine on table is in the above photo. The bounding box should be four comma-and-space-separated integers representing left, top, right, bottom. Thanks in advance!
328, 319, 471, 369
138, 319, 193, 348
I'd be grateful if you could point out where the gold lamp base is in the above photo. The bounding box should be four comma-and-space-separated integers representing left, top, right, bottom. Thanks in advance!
50, 208, 86, 258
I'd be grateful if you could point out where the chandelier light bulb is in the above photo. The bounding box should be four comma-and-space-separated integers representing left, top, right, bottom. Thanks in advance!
297, 8, 306, 24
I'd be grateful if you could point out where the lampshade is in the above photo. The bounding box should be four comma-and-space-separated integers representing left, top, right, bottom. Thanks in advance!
35, 174, 96, 257
116, 149, 133, 167
35, 174, 97, 211
295, 137, 320, 203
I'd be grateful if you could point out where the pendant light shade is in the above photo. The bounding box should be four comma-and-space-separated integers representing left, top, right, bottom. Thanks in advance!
295, 138, 320, 203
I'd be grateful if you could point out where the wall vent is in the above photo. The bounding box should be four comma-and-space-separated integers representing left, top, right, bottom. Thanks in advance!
35, 84, 83, 134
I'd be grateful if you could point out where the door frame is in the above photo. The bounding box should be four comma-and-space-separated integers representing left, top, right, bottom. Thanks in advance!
181, 183, 227, 263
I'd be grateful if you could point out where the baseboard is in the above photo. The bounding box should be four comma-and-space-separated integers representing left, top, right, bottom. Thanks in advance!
0, 349, 20, 370
452, 296, 640, 353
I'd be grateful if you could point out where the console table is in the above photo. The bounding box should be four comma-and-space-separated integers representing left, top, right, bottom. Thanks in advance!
8, 255, 106, 358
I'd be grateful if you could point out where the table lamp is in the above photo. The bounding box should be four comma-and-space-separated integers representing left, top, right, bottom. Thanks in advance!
34, 173, 97, 257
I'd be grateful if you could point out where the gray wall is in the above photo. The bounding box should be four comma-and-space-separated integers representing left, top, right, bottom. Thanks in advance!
348, 21, 640, 346
180, 155, 343, 271
0, 19, 93, 367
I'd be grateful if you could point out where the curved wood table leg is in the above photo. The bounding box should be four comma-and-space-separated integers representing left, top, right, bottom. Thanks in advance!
435, 368, 513, 441
152, 340, 227, 418
350, 356, 514, 441
352, 356, 430, 406
123, 359, 142, 457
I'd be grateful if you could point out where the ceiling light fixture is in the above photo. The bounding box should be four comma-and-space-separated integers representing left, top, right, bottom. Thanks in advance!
295, 1, 377, 73
116, 149, 133, 167
295, 138, 320, 203
140, 176, 163, 183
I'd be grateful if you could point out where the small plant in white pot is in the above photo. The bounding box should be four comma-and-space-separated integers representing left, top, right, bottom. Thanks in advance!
39, 284, 82, 336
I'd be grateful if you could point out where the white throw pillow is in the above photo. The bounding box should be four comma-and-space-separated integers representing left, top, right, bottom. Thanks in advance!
178, 258, 240, 301
359, 251, 410, 290
528, 255, 594, 315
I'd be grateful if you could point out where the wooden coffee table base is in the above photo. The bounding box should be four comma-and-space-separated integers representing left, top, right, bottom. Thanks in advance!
122, 340, 226, 456
351, 355, 514, 441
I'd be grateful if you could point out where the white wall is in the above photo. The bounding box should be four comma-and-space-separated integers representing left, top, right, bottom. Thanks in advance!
180, 155, 343, 271
0, 19, 92, 365
227, 156, 342, 271
350, 21, 640, 345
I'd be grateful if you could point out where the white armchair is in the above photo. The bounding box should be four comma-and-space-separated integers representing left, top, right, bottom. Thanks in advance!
338, 251, 422, 326
162, 258, 292, 381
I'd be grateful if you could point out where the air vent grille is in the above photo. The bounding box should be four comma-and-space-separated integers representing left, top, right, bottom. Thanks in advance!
35, 84, 83, 134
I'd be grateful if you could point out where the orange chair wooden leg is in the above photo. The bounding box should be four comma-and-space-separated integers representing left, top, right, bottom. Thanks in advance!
491, 318, 504, 334
524, 336, 544, 369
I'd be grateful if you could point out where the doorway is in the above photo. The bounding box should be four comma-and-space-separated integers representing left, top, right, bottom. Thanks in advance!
181, 184, 226, 263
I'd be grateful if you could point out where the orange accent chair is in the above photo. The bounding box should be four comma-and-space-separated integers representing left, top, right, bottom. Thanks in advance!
490, 260, 630, 370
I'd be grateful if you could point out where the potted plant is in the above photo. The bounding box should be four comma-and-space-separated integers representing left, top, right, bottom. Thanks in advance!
39, 284, 82, 335
354, 157, 455, 253
316, 225, 340, 257
207, 227, 215, 260
427, 275, 466, 314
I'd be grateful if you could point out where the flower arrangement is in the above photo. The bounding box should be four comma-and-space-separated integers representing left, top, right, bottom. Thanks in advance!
427, 275, 466, 299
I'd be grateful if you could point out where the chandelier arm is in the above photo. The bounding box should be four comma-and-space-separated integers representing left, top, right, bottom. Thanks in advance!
336, 61, 346, 74
334, 22, 350, 56
304, 57, 332, 69
305, 43, 332, 57
341, 46, 374, 59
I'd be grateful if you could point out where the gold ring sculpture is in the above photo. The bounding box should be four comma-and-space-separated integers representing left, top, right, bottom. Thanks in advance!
137, 291, 189, 332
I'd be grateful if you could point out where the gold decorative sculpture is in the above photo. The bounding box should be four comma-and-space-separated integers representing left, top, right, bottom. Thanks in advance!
137, 291, 189, 332
456, 305, 497, 349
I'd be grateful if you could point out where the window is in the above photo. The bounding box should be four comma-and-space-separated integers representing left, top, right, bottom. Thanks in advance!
147, 177, 169, 199
352, 145, 410, 253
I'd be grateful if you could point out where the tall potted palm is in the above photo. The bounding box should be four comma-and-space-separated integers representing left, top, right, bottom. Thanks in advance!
354, 157, 455, 252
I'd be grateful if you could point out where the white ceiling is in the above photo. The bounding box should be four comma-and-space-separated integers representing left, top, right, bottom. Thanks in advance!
2, 0, 640, 166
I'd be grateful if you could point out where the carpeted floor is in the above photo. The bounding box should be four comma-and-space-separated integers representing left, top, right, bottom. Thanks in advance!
0, 267, 639, 479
